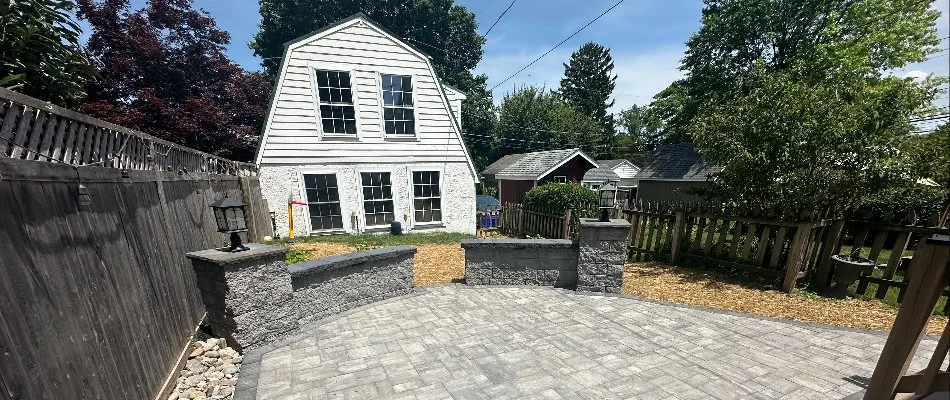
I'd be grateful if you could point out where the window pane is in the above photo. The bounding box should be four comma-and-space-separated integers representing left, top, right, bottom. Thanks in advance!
402, 76, 412, 91
332, 119, 344, 133
318, 88, 330, 102
403, 92, 413, 106
317, 71, 329, 87
322, 119, 334, 133
385, 121, 395, 135
361, 173, 371, 186
339, 73, 351, 88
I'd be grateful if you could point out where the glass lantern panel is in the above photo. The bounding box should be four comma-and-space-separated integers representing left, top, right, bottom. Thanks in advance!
214, 208, 227, 231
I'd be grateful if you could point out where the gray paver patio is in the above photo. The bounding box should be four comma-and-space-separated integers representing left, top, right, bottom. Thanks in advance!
237, 285, 943, 400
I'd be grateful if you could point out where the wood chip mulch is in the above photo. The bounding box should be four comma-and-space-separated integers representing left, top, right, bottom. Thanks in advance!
288, 242, 464, 287
623, 262, 948, 335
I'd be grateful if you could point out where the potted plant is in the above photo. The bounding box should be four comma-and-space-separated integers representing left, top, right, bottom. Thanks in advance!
827, 248, 875, 299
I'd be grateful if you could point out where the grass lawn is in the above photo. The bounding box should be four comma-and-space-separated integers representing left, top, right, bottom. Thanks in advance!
278, 232, 473, 286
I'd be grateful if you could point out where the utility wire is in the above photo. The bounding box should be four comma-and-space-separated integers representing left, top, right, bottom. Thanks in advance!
490, 0, 626, 91
483, 0, 518, 37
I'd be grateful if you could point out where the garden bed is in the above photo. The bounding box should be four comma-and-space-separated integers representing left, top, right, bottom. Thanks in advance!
622, 262, 947, 335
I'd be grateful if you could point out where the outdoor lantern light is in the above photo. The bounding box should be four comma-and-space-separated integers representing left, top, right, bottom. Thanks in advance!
598, 184, 618, 222
210, 196, 250, 252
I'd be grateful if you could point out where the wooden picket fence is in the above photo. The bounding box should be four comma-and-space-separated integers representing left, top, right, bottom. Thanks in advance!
0, 87, 256, 175
498, 202, 574, 239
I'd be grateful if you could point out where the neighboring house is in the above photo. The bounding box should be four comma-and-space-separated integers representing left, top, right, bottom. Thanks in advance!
582, 159, 641, 190
634, 143, 720, 202
255, 13, 478, 236
480, 148, 598, 204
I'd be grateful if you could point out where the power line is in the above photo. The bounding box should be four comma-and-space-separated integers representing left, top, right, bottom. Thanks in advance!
483, 0, 518, 37
490, 0, 626, 91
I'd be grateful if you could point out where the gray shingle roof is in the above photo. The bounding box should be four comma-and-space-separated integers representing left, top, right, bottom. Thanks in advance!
596, 159, 628, 169
583, 167, 620, 182
481, 153, 526, 178
492, 148, 593, 179
635, 143, 721, 181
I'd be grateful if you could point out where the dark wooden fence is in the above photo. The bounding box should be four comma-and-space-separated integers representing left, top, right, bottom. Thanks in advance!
623, 201, 950, 304
498, 203, 573, 239
0, 88, 271, 400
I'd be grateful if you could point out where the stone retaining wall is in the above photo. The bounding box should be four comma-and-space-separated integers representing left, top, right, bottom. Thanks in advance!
462, 239, 579, 288
290, 246, 415, 325
187, 244, 415, 349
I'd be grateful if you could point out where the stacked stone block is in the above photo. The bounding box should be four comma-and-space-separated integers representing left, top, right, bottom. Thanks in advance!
462, 239, 578, 288
576, 218, 631, 293
187, 244, 298, 350
289, 245, 415, 325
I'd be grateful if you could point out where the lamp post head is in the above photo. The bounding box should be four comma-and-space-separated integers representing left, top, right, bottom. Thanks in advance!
210, 196, 249, 252
598, 184, 618, 222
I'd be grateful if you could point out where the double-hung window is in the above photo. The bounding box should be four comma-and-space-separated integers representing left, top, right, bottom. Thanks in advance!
303, 174, 343, 231
361, 172, 394, 226
412, 171, 441, 224
380, 74, 415, 135
315, 69, 357, 135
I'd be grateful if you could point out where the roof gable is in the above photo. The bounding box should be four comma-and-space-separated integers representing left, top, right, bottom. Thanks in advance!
635, 143, 721, 181
494, 148, 597, 179
583, 167, 621, 182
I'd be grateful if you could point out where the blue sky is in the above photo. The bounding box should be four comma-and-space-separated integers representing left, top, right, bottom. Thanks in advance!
85, 0, 949, 113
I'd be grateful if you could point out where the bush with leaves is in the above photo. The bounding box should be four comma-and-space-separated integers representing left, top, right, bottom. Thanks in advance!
523, 183, 597, 214
0, 0, 94, 106
854, 184, 948, 222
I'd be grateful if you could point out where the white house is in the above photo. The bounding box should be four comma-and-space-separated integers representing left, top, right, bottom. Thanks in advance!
582, 159, 641, 190
255, 13, 478, 236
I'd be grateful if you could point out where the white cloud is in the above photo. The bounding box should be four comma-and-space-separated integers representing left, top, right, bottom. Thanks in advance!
904, 70, 931, 80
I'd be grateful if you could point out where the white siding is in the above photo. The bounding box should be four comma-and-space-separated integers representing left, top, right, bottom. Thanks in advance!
257, 19, 474, 167
612, 162, 640, 179
256, 17, 477, 235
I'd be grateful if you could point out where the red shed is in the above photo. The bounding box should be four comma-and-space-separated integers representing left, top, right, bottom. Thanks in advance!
480, 148, 598, 204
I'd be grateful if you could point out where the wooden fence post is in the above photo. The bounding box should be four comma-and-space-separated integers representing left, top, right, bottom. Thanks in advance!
864, 237, 950, 399
814, 219, 845, 290
781, 222, 812, 293
669, 211, 685, 265
517, 206, 524, 237
562, 209, 572, 239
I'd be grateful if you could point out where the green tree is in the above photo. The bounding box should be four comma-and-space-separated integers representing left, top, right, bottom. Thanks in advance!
0, 0, 94, 106
658, 0, 942, 137
457, 75, 497, 172
690, 65, 940, 211
903, 123, 950, 189
494, 86, 601, 157
615, 103, 662, 164
558, 42, 616, 157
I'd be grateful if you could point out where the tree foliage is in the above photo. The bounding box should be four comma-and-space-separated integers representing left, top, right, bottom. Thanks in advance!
902, 123, 950, 189
677, 0, 943, 211
558, 43, 617, 158
614, 104, 662, 165
0, 0, 94, 106
523, 183, 597, 213
691, 65, 940, 211
78, 0, 271, 162
659, 0, 942, 137
494, 86, 601, 157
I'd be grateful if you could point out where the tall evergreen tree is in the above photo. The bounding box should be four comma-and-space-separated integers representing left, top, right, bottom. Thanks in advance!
558, 42, 617, 158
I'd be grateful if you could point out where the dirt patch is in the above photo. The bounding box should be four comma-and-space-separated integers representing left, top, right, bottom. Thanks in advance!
290, 242, 355, 259
288, 242, 464, 286
413, 243, 466, 286
623, 262, 948, 335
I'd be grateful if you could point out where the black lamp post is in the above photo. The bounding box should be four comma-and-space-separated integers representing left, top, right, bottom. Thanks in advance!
598, 184, 617, 222
210, 196, 250, 252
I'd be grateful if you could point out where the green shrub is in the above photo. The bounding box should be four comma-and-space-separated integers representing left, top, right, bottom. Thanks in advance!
523, 183, 597, 213
855, 184, 947, 220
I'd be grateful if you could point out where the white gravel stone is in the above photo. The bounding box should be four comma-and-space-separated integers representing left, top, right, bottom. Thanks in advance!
169, 337, 241, 400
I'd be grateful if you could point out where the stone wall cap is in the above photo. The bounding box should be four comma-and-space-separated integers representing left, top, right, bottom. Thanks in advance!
578, 218, 632, 228
460, 239, 577, 249
186, 243, 288, 265
289, 245, 417, 278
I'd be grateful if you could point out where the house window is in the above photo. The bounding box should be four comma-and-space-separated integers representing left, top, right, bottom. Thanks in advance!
553, 176, 567, 183
412, 171, 441, 223
361, 172, 394, 226
380, 74, 415, 135
589, 183, 602, 190
303, 174, 343, 231
315, 70, 356, 135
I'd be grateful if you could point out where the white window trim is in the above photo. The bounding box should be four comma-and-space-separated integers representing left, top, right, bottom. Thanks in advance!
308, 65, 362, 141
297, 170, 347, 234
356, 168, 398, 229
408, 167, 445, 227
376, 72, 420, 140
553, 176, 568, 184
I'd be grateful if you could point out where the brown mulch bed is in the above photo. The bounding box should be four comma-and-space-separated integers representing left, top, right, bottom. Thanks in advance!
287, 242, 464, 287
623, 262, 948, 335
